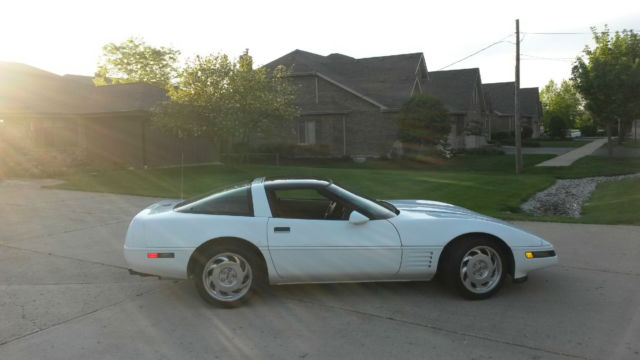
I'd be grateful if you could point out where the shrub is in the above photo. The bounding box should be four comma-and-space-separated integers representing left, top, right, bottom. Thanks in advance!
491, 131, 512, 143
548, 115, 567, 139
455, 146, 505, 155
397, 95, 451, 158
580, 124, 598, 137
293, 144, 331, 157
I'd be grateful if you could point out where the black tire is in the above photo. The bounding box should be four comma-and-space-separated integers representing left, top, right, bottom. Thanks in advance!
440, 237, 506, 300
193, 244, 266, 307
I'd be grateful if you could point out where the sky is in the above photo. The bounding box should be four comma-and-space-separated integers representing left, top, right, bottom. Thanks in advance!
1, 0, 639, 89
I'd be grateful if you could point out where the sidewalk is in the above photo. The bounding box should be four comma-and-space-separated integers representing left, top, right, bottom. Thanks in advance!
536, 138, 608, 167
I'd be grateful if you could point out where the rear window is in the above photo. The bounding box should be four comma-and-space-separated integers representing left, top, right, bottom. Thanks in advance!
174, 181, 253, 216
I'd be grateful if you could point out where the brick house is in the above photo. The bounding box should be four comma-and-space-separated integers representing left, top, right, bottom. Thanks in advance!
0, 62, 216, 171
265, 50, 500, 156
482, 82, 542, 138
264, 50, 431, 157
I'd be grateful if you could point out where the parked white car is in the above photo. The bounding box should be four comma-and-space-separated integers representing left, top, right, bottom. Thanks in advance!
124, 177, 557, 306
568, 130, 582, 138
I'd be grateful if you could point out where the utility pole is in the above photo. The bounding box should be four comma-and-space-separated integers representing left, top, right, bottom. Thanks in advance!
514, 19, 523, 174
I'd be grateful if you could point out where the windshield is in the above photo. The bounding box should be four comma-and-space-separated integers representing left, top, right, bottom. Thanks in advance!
327, 183, 398, 219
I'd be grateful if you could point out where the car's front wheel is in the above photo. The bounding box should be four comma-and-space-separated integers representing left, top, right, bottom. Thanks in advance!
193, 245, 262, 307
441, 238, 506, 299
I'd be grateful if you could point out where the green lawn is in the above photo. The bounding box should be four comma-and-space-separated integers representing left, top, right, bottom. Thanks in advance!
620, 141, 640, 149
48, 154, 640, 224
581, 177, 640, 225
534, 139, 588, 148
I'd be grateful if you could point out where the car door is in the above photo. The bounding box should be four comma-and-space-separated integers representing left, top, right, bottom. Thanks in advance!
266, 186, 401, 282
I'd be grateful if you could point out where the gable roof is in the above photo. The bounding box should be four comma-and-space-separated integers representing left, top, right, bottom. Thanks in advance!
483, 82, 540, 117
0, 62, 167, 115
0, 62, 93, 113
264, 49, 425, 109
427, 68, 482, 113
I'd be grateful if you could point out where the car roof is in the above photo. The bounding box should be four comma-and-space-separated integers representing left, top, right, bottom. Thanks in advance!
260, 177, 333, 189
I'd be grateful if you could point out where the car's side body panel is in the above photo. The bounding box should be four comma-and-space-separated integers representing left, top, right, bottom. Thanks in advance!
389, 213, 544, 248
267, 217, 402, 282
125, 206, 269, 279
385, 200, 557, 280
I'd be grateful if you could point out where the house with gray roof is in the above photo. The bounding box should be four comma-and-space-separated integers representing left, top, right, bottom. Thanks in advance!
264, 49, 489, 157
483, 82, 542, 138
427, 68, 490, 148
264, 49, 428, 157
0, 62, 215, 171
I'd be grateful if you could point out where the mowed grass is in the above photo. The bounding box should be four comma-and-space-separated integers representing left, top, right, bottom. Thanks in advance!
581, 177, 640, 225
49, 154, 640, 224
535, 139, 587, 148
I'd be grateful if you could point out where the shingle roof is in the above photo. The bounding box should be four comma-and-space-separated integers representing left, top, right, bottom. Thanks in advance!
0, 62, 167, 115
264, 49, 424, 109
86, 83, 168, 113
520, 87, 541, 117
427, 68, 481, 112
62, 74, 96, 86
483, 82, 540, 117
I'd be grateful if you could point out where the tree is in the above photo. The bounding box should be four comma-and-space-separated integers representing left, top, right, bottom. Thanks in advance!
396, 95, 451, 158
540, 79, 583, 134
94, 38, 180, 86
572, 26, 640, 155
152, 52, 298, 152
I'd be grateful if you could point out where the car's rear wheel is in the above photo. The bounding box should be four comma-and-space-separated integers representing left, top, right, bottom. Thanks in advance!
193, 245, 263, 307
441, 237, 506, 299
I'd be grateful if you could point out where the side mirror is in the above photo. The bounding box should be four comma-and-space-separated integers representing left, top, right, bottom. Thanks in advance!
348, 210, 369, 225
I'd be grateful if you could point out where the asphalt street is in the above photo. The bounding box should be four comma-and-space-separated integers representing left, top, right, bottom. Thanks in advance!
0, 179, 639, 360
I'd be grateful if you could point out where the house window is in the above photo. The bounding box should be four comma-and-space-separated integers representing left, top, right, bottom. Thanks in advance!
298, 119, 316, 145
472, 88, 478, 105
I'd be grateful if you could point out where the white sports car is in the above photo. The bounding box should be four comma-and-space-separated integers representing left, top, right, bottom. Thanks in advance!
124, 177, 557, 306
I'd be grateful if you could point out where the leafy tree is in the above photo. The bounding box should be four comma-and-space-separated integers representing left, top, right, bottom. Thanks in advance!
94, 38, 180, 86
397, 95, 451, 157
572, 26, 640, 155
152, 52, 298, 152
540, 79, 583, 132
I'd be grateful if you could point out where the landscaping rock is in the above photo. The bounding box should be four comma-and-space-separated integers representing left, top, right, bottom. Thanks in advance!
521, 173, 640, 218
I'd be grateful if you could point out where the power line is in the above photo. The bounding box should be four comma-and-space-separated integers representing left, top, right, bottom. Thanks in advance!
436, 34, 513, 71
434, 28, 639, 71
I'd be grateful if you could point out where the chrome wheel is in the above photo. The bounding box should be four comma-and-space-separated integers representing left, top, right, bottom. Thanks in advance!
202, 252, 252, 302
459, 246, 502, 294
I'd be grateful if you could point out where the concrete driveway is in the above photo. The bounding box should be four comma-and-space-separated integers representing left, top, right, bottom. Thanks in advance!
1, 180, 639, 360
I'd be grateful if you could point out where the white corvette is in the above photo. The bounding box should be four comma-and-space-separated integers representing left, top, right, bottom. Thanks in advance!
124, 177, 557, 306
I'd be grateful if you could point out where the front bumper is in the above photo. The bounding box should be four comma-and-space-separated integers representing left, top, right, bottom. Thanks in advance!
512, 245, 558, 279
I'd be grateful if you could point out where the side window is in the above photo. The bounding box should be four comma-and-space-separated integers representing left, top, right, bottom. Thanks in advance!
268, 187, 349, 220
175, 185, 253, 216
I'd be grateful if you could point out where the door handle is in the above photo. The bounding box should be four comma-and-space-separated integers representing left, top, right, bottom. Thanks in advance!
274, 227, 290, 233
